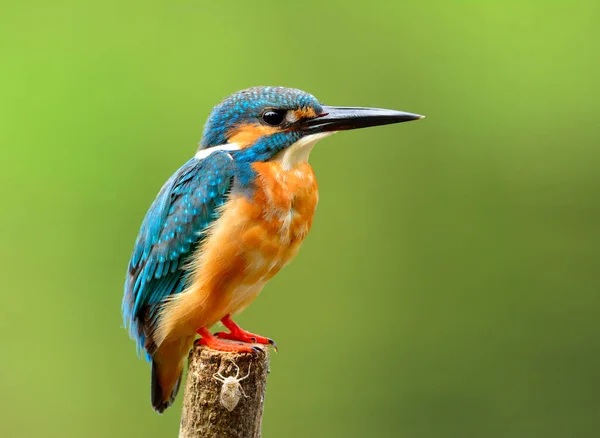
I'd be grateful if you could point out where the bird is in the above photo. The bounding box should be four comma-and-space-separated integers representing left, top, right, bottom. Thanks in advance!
122, 86, 423, 413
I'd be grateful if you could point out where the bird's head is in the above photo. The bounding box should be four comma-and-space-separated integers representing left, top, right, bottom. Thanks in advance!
198, 86, 423, 166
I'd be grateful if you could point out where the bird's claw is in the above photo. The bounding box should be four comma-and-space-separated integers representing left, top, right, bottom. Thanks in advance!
197, 335, 257, 353
214, 330, 277, 351
268, 339, 278, 352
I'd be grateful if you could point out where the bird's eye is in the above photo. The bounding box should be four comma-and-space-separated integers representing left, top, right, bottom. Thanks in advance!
261, 110, 286, 126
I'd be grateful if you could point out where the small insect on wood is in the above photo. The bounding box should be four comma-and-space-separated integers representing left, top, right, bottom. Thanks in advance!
213, 362, 251, 412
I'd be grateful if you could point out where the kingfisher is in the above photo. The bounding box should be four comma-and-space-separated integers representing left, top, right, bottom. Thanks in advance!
122, 86, 423, 413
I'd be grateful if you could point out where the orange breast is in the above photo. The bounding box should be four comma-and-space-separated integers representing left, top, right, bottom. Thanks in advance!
169, 160, 319, 333
240, 161, 319, 283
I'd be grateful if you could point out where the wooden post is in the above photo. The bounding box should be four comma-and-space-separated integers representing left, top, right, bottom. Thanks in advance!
179, 343, 270, 438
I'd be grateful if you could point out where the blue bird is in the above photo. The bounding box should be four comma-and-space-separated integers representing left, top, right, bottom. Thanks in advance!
122, 86, 423, 412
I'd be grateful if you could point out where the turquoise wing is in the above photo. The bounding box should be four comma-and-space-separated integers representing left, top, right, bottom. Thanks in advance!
122, 151, 235, 360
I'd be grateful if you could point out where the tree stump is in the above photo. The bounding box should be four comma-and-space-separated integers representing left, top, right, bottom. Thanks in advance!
179, 343, 270, 438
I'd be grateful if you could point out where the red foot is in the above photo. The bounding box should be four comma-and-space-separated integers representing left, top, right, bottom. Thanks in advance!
196, 327, 261, 353
215, 315, 278, 351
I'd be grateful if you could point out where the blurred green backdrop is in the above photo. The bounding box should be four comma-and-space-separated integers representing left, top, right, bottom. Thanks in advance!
1, 1, 599, 437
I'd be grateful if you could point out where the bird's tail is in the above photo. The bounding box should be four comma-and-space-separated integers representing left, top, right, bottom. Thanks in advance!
150, 335, 195, 413
151, 360, 182, 414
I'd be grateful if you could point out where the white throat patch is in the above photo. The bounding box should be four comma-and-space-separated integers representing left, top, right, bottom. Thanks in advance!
274, 132, 334, 170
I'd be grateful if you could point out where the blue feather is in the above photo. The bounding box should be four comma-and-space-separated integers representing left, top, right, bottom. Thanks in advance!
200, 86, 321, 148
122, 151, 235, 359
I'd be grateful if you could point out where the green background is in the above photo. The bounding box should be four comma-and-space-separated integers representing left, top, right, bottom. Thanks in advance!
1, 1, 599, 437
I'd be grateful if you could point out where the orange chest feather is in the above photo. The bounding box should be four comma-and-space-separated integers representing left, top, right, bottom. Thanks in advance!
183, 161, 318, 320
249, 161, 319, 242
231, 161, 319, 284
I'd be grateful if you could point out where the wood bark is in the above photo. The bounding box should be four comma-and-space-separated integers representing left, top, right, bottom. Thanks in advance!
179, 343, 270, 438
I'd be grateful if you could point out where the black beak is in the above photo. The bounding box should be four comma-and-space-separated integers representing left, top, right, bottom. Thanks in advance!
302, 106, 424, 134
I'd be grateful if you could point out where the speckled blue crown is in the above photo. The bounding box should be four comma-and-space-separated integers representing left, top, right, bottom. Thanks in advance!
199, 86, 322, 149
